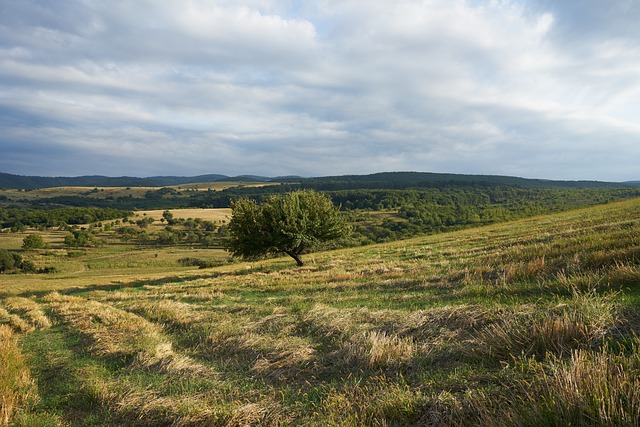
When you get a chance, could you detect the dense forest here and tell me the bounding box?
[0,207,132,230]
[335,186,640,243]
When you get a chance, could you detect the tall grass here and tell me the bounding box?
[480,344,640,426]
[3,298,51,330]
[342,330,416,369]
[0,325,37,426]
[471,288,619,362]
[0,308,32,334]
[535,347,640,426]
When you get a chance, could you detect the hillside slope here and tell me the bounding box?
[1,198,640,426]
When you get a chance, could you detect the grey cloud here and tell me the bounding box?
[1,0,639,181]
[526,0,640,41]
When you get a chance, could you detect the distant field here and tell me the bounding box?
[1,198,640,425]
[0,181,278,202]
[134,208,232,223]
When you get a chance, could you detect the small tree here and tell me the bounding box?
[162,210,175,225]
[0,249,15,273]
[22,234,46,250]
[227,190,349,266]
[64,230,97,247]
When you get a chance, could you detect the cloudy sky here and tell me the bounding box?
[1,0,639,180]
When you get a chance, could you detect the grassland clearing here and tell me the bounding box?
[0,198,639,425]
[134,208,232,224]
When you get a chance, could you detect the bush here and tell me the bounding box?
[177,258,217,269]
[64,230,98,247]
[0,249,15,273]
[22,234,46,250]
[19,260,37,274]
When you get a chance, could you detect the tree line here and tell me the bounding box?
[332,187,640,243]
[0,207,133,230]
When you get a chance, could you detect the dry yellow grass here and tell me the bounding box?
[81,372,234,427]
[343,330,416,368]
[0,325,37,427]
[313,376,424,426]
[3,298,51,330]
[471,289,619,361]
[537,347,640,424]
[135,208,232,223]
[0,233,27,250]
[0,307,32,334]
[126,300,206,327]
[45,293,214,379]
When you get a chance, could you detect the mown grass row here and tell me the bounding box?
[1,198,640,425]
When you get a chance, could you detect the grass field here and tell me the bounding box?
[1,199,640,425]
[135,208,232,223]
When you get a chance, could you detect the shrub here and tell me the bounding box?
[64,230,97,247]
[21,234,46,250]
[177,258,216,269]
[18,260,37,274]
[0,249,15,273]
[37,266,58,274]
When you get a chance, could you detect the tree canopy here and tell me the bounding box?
[22,234,46,250]
[0,249,15,273]
[226,190,349,266]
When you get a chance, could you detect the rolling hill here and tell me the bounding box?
[1,198,639,425]
[2,171,638,190]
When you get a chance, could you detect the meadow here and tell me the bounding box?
[1,198,640,426]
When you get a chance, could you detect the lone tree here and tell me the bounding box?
[227,190,349,266]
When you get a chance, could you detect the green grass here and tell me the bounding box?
[1,198,640,425]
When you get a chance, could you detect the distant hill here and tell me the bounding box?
[0,173,228,189]
[0,171,637,190]
[300,172,639,190]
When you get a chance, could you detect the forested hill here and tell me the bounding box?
[1,171,638,190]
[0,173,229,189]
[298,172,639,190]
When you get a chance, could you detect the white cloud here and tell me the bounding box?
[0,0,639,180]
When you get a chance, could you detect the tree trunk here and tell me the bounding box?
[284,250,304,267]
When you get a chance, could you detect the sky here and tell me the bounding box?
[1,0,639,181]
